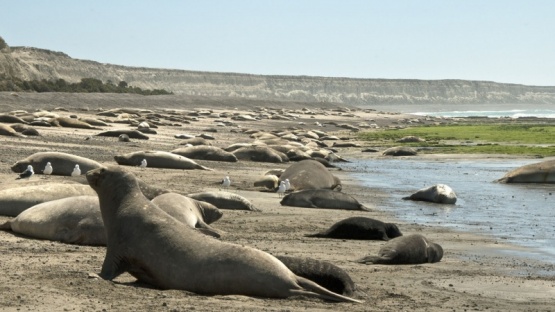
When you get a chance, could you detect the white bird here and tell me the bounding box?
[71,164,81,177]
[221,176,231,190]
[140,159,147,168]
[284,179,291,191]
[17,165,34,180]
[277,181,286,197]
[43,162,53,175]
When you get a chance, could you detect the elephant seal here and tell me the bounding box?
[355,234,443,265]
[279,159,342,191]
[232,146,288,163]
[0,183,96,217]
[0,114,28,124]
[305,217,402,240]
[85,165,360,302]
[114,151,212,170]
[496,159,555,183]
[280,189,369,211]
[171,146,238,162]
[10,123,40,136]
[187,191,261,212]
[11,152,103,176]
[49,117,100,129]
[382,146,418,156]
[254,175,279,189]
[0,123,25,137]
[151,193,223,238]
[403,184,457,204]
[95,129,149,140]
[274,255,356,297]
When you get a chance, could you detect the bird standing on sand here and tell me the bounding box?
[43,162,53,175]
[277,181,286,197]
[284,179,291,191]
[71,164,81,177]
[17,165,34,180]
[140,159,147,168]
[221,176,231,190]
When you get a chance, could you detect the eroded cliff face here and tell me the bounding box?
[2,46,555,106]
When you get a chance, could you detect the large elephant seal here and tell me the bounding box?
[11,152,103,176]
[280,189,369,211]
[355,234,443,265]
[151,193,223,238]
[382,146,418,156]
[0,183,96,216]
[279,159,342,191]
[0,123,25,137]
[114,150,212,170]
[305,217,402,240]
[171,146,238,162]
[232,145,288,163]
[496,159,555,183]
[403,184,457,204]
[187,191,260,212]
[49,117,100,129]
[85,165,360,302]
[274,255,356,297]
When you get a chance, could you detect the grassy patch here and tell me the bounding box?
[358,124,555,156]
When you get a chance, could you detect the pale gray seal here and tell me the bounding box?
[496,159,555,183]
[280,189,369,211]
[187,191,261,212]
[11,151,103,176]
[232,146,288,163]
[274,255,356,296]
[382,146,418,156]
[0,123,25,137]
[355,234,443,265]
[114,150,212,170]
[85,165,360,302]
[95,129,149,140]
[403,184,457,204]
[279,159,342,191]
[171,146,238,162]
[305,217,402,240]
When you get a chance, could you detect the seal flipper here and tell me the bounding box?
[292,276,361,303]
[99,251,127,280]
[0,220,12,231]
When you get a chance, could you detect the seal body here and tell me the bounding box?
[11,152,103,176]
[171,146,237,162]
[187,191,260,211]
[279,159,342,191]
[496,159,555,183]
[280,189,369,211]
[382,146,418,156]
[232,146,288,163]
[86,165,360,302]
[356,234,443,265]
[114,150,212,170]
[305,217,402,240]
[403,184,457,204]
[95,129,149,140]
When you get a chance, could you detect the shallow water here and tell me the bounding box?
[343,158,555,263]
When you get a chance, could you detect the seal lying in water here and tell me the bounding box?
[305,217,402,240]
[86,165,360,302]
[403,184,457,204]
[496,159,555,183]
[355,234,443,265]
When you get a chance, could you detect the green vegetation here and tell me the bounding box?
[0,77,172,95]
[358,124,555,156]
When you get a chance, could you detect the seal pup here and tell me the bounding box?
[43,162,53,175]
[355,234,443,265]
[403,184,457,204]
[280,189,370,211]
[71,164,82,177]
[86,165,360,302]
[17,165,34,180]
[114,151,212,171]
[305,217,402,240]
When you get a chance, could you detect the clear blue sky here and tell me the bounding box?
[2,0,554,86]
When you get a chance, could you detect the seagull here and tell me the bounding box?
[221,176,231,190]
[17,165,34,180]
[277,181,286,197]
[71,164,81,177]
[43,162,53,175]
[284,179,291,191]
[140,159,147,168]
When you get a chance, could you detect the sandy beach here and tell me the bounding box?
[0,92,554,311]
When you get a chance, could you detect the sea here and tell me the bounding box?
[345,105,555,264]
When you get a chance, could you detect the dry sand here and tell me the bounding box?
[0,92,554,311]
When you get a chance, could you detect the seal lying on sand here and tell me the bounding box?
[95,129,149,140]
[403,184,457,204]
[305,217,402,240]
[86,165,360,302]
[11,152,103,176]
[279,159,342,191]
[280,189,369,211]
[171,146,238,162]
[114,150,212,170]
[187,191,260,212]
[496,159,555,183]
[274,255,356,296]
[355,234,443,265]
